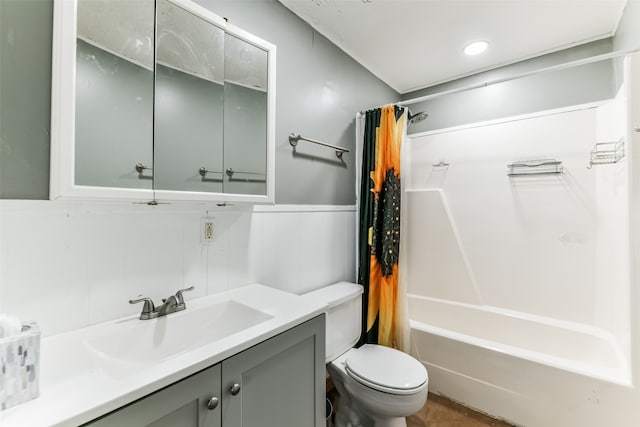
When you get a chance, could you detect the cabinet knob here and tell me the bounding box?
[207,396,219,410]
[229,383,241,396]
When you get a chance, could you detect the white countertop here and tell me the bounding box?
[0,284,326,427]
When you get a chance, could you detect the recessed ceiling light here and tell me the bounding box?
[464,41,488,56]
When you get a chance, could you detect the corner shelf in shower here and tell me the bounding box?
[588,138,625,168]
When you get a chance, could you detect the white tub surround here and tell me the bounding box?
[404,71,634,426]
[0,284,326,427]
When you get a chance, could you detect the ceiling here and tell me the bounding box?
[278,0,627,94]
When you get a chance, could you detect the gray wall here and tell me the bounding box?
[0,0,52,199]
[400,3,640,135]
[402,39,617,134]
[0,0,398,204]
[197,0,398,205]
[6,0,630,201]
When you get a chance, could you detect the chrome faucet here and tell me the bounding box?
[129,286,195,320]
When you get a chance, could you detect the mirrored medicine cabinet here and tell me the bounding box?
[50,0,275,203]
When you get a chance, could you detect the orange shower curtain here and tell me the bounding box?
[363,105,406,348]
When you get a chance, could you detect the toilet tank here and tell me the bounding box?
[303,282,363,363]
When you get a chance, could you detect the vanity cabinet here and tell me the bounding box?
[84,365,221,427]
[51,0,275,204]
[85,315,325,427]
[221,315,323,426]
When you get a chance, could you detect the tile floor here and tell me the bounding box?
[406,393,515,427]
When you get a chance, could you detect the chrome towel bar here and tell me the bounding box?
[289,133,349,159]
[226,168,266,183]
[199,167,222,177]
[226,168,265,177]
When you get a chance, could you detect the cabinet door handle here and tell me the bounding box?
[229,383,241,396]
[207,396,219,410]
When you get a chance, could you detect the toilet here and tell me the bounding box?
[304,282,428,427]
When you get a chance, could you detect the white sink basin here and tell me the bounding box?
[1,284,326,427]
[85,300,273,377]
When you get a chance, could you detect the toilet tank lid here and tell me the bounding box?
[303,282,363,308]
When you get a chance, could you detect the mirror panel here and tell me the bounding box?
[52,0,274,203]
[74,0,154,189]
[153,0,225,193]
[223,33,268,196]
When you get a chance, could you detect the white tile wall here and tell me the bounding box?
[0,201,356,337]
[254,206,356,294]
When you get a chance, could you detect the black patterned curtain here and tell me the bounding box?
[358,105,406,347]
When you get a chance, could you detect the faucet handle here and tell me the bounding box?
[129,296,156,318]
[175,286,195,305]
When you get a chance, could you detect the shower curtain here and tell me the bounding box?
[357,105,409,350]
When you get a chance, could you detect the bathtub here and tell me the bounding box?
[403,89,634,426]
[407,294,631,387]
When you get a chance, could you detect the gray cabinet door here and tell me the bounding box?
[221,315,325,427]
[85,364,222,427]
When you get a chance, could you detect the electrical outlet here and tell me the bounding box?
[201,217,215,243]
[204,222,214,241]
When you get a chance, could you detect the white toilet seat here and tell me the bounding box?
[344,344,428,395]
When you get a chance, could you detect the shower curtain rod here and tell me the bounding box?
[398,47,640,107]
[357,104,408,115]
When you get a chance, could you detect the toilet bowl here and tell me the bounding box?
[303,282,428,427]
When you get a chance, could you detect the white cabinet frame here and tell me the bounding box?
[50,0,276,204]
